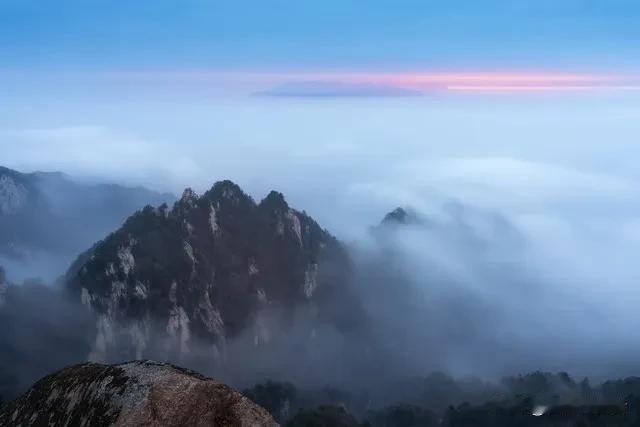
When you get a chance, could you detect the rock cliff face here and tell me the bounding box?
[66,180,353,363]
[0,360,277,426]
[0,169,32,216]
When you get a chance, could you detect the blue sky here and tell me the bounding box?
[2,0,640,71]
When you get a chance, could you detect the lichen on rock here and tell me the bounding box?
[0,360,278,426]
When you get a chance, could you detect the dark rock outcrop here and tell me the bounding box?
[0,360,277,426]
[66,181,354,362]
[380,207,423,226]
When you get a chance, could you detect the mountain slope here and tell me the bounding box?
[0,266,6,307]
[0,166,174,279]
[66,180,354,363]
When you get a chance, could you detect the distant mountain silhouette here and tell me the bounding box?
[0,166,174,279]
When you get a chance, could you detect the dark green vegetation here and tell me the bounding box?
[243,372,640,427]
[243,380,298,423]
[287,405,363,427]
[441,398,637,427]
[366,404,438,427]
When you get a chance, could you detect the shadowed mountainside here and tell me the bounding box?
[65,180,359,364]
[0,166,174,280]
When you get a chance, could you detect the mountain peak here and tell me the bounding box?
[381,207,422,225]
[202,180,254,208]
[259,190,289,212]
[67,180,351,362]
[209,179,247,198]
[179,187,198,204]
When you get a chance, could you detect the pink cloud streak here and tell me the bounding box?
[101,70,640,93]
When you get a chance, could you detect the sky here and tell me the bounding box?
[2,0,640,70]
[3,0,640,94]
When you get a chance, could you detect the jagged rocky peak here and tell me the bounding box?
[67,179,352,363]
[204,179,250,202]
[179,187,198,204]
[381,207,423,226]
[260,190,289,211]
[0,360,277,426]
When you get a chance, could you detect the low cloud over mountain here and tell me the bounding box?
[2,178,640,419]
[0,166,174,281]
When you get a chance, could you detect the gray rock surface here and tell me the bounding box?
[0,360,278,426]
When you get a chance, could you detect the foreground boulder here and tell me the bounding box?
[0,360,277,426]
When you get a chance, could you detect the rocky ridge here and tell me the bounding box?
[66,180,353,363]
